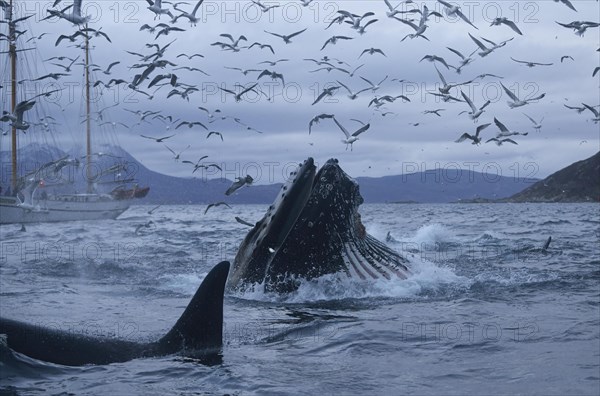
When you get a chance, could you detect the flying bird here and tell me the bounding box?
[455,123,491,145]
[204,202,232,214]
[501,82,545,108]
[225,175,253,196]
[331,117,370,151]
[437,0,478,29]
[140,134,175,142]
[490,17,522,35]
[510,57,553,67]
[264,28,307,44]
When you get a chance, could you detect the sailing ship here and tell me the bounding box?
[0,0,148,224]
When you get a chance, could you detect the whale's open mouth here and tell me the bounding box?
[229,158,410,292]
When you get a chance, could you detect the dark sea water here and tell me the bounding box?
[0,203,599,396]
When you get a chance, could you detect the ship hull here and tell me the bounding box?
[0,195,130,224]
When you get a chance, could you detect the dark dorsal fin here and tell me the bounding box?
[157,261,230,353]
[542,236,552,252]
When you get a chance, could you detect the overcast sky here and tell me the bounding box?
[1,0,599,184]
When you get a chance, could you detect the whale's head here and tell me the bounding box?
[229,158,410,292]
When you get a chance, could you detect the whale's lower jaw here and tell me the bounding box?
[263,235,410,293]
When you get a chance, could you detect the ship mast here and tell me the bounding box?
[9,0,17,192]
[84,24,92,193]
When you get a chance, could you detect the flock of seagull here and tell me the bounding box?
[1,0,599,212]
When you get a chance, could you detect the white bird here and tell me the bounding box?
[321,35,353,51]
[468,34,513,57]
[582,103,600,123]
[46,0,90,25]
[146,0,174,19]
[359,48,386,58]
[0,99,36,131]
[332,117,370,151]
[493,117,527,138]
[165,144,190,161]
[486,137,518,146]
[437,0,478,29]
[360,75,388,92]
[308,113,335,134]
[501,82,545,108]
[459,91,491,121]
[511,57,553,67]
[264,28,307,44]
[312,85,340,105]
[446,46,474,74]
[336,80,370,100]
[490,17,522,35]
[173,0,204,25]
[553,0,577,12]
[225,175,253,196]
[455,123,491,145]
[522,113,544,131]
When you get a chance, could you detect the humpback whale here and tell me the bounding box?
[229,158,410,293]
[0,261,230,366]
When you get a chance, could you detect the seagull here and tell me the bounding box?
[176,120,208,130]
[235,217,254,227]
[555,21,600,37]
[356,18,378,34]
[560,55,574,63]
[182,156,210,173]
[522,113,544,131]
[423,109,445,117]
[46,0,90,25]
[359,48,386,58]
[455,123,491,145]
[257,69,285,85]
[246,42,275,54]
[336,80,370,100]
[0,99,35,131]
[80,27,111,42]
[383,0,408,18]
[395,15,429,41]
[312,85,340,105]
[206,131,223,141]
[446,46,474,74]
[420,54,451,69]
[198,106,223,119]
[332,117,370,151]
[264,28,307,44]
[225,175,253,196]
[360,75,388,92]
[321,35,353,51]
[93,61,120,75]
[563,104,586,113]
[511,57,553,67]
[486,137,518,146]
[54,31,86,46]
[219,83,259,102]
[258,58,289,67]
[582,103,600,123]
[173,0,204,25]
[501,82,545,108]
[434,66,471,95]
[165,144,190,161]
[437,0,477,29]
[204,202,231,214]
[459,91,491,121]
[308,113,335,133]
[338,10,375,29]
[252,0,280,12]
[146,0,174,19]
[593,67,600,77]
[468,33,513,57]
[490,17,523,35]
[553,0,577,12]
[224,67,261,76]
[140,134,175,142]
[493,117,527,138]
